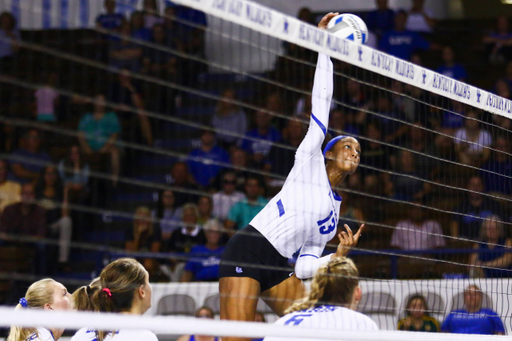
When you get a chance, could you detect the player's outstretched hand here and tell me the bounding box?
[318,12,339,30]
[335,224,364,258]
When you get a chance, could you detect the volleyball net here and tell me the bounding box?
[0,0,511,338]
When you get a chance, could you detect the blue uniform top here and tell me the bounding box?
[441,308,505,335]
[436,64,467,81]
[379,29,430,61]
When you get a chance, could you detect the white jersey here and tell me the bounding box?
[71,327,158,341]
[25,327,54,341]
[264,305,378,341]
[250,53,341,279]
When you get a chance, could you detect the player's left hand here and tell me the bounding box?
[335,224,364,258]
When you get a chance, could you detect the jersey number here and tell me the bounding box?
[317,210,336,235]
[284,314,313,325]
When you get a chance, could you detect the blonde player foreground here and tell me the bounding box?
[7,278,72,341]
[219,13,364,341]
[264,257,378,341]
[71,258,157,341]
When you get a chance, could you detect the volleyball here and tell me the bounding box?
[327,13,368,45]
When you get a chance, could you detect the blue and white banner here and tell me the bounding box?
[176,0,512,120]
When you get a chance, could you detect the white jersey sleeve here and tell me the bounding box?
[249,53,341,278]
[296,53,334,159]
[263,305,379,341]
[294,238,332,279]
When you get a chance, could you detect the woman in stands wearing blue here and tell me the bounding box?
[71,258,157,341]
[7,278,72,341]
[263,257,377,341]
[218,13,364,341]
[177,306,220,341]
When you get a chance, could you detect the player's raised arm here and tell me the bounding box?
[296,13,337,159]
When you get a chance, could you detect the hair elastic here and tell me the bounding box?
[103,288,112,297]
[19,297,28,308]
[323,135,348,157]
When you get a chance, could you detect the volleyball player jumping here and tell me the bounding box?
[219,13,364,341]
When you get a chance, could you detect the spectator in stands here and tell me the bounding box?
[379,10,430,61]
[197,195,213,225]
[265,118,305,179]
[10,129,52,184]
[389,150,431,202]
[0,159,20,215]
[169,161,200,207]
[177,306,219,341]
[470,216,512,278]
[78,93,121,186]
[143,0,164,29]
[130,11,152,41]
[454,110,492,167]
[142,24,177,79]
[332,191,364,247]
[211,89,248,150]
[163,6,186,51]
[483,15,512,65]
[96,0,125,34]
[0,183,46,239]
[109,69,153,147]
[58,145,90,202]
[450,175,505,240]
[125,206,161,276]
[35,166,72,264]
[441,285,505,335]
[164,203,206,254]
[341,79,367,129]
[0,11,19,73]
[176,4,208,80]
[328,109,359,137]
[180,218,225,282]
[480,137,512,198]
[225,176,268,232]
[374,95,409,144]
[240,110,280,169]
[391,198,445,250]
[212,172,244,223]
[153,189,182,240]
[435,100,466,153]
[360,121,391,195]
[405,0,435,34]
[367,0,395,37]
[188,130,230,188]
[109,22,143,72]
[436,46,467,82]
[498,60,512,91]
[34,73,60,122]
[405,122,439,180]
[398,295,440,332]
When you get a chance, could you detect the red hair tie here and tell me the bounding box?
[103,288,112,297]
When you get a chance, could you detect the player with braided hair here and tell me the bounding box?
[263,257,377,341]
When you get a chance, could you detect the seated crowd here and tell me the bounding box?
[0,0,511,286]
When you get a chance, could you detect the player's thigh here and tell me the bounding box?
[219,276,260,322]
[260,274,305,317]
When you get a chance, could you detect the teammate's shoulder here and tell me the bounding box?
[71,327,96,341]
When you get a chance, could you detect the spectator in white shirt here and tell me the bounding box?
[454,110,493,167]
[406,0,435,33]
[391,199,445,250]
[212,172,245,222]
